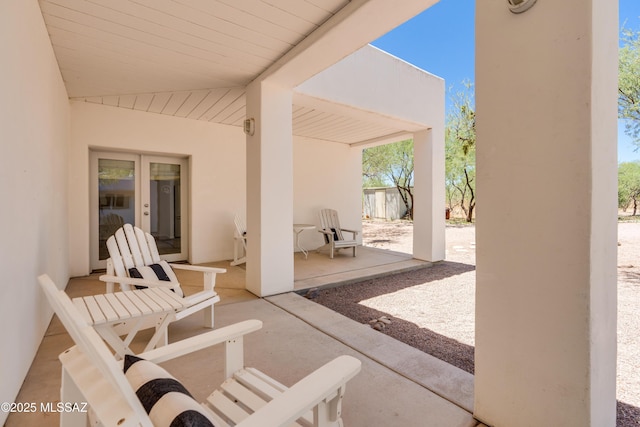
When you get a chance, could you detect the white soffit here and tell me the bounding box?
[76,88,248,125]
[39,0,350,98]
[45,0,440,144]
[72,90,414,145]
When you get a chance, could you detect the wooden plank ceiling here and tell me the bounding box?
[40,0,412,144]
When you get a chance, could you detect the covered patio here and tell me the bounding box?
[124,244,432,296]
[8,258,480,427]
[2,0,619,426]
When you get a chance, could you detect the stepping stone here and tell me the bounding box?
[372,322,385,331]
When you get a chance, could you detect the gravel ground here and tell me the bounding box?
[312,219,640,426]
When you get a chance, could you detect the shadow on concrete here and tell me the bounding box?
[617,400,640,427]
[309,260,476,373]
[618,268,640,282]
[311,261,639,426]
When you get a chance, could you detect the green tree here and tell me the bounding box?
[362,146,391,188]
[362,139,414,218]
[619,161,640,215]
[446,82,476,222]
[619,26,640,148]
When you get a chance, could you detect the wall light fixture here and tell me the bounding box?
[508,0,537,14]
[243,118,255,136]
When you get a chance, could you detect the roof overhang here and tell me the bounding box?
[41,0,442,145]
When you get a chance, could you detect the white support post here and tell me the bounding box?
[245,80,294,297]
[475,1,618,426]
[413,128,445,262]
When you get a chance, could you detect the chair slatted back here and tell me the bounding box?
[37,275,152,427]
[319,209,344,240]
[144,229,162,263]
[106,224,181,292]
[107,224,165,273]
[112,228,135,272]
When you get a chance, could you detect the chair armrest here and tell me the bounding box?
[137,319,262,364]
[169,264,225,292]
[169,264,227,274]
[340,228,359,238]
[317,229,334,241]
[98,274,175,290]
[237,355,362,427]
[184,289,218,306]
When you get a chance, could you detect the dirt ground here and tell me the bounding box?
[312,219,640,426]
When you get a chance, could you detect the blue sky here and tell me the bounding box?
[371,0,640,164]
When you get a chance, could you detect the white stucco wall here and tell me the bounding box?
[68,102,360,275]
[69,102,246,274]
[0,2,70,421]
[296,44,443,130]
[293,136,362,251]
[295,44,446,262]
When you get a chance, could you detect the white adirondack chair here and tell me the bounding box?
[38,274,361,427]
[231,214,247,266]
[317,209,359,259]
[99,224,226,341]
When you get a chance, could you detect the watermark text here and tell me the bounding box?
[1,402,88,413]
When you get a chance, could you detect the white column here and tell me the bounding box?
[475,1,617,426]
[245,80,294,297]
[413,128,445,261]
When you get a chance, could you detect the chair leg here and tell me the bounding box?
[352,246,356,257]
[203,304,214,329]
[146,315,171,352]
[314,384,347,427]
[60,367,89,427]
[231,238,246,266]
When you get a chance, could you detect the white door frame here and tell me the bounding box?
[90,151,189,270]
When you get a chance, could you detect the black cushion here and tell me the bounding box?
[323,228,342,244]
[128,263,172,290]
[124,355,217,427]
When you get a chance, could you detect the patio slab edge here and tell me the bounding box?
[293,257,433,291]
[266,292,475,414]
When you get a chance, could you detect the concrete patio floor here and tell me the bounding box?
[8,248,484,426]
[207,245,435,292]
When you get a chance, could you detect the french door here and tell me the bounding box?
[90,151,188,270]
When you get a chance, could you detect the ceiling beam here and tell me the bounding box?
[256,0,440,88]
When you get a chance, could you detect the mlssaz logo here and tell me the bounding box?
[40,402,88,413]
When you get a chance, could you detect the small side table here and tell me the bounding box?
[72,287,186,359]
[293,224,316,259]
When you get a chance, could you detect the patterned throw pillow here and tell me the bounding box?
[124,355,217,427]
[128,261,179,292]
[323,228,343,244]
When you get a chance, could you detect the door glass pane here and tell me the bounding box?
[149,162,181,255]
[98,159,135,260]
